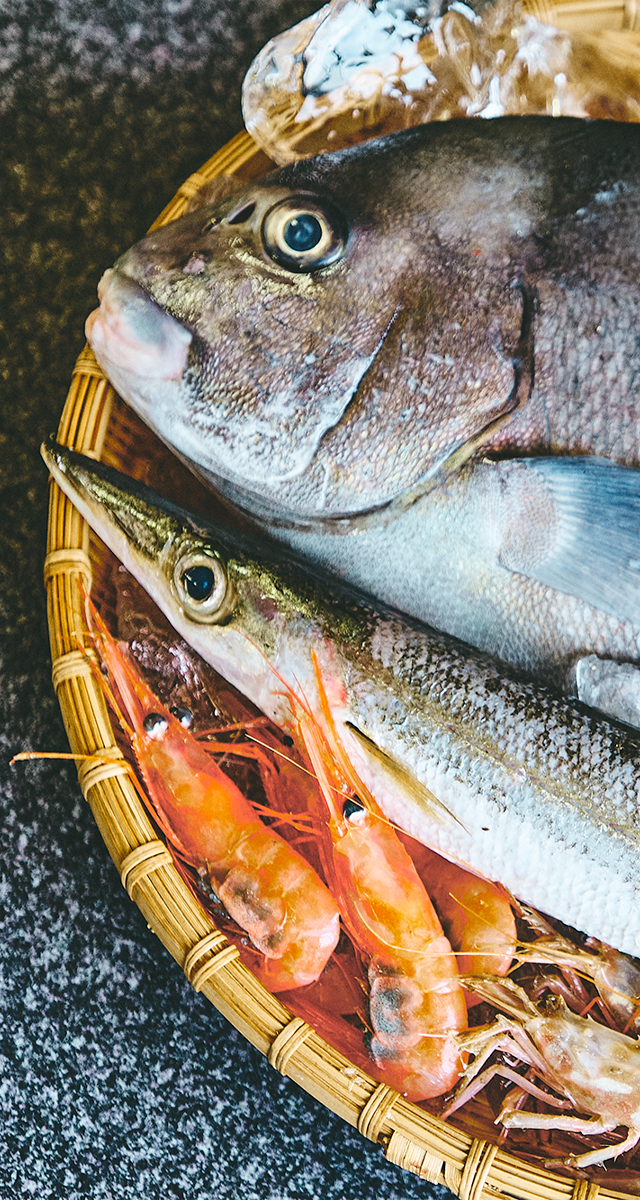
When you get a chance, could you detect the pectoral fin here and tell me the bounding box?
[480,456,640,626]
[573,656,640,730]
[344,721,464,832]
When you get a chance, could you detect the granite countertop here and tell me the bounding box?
[0,2,456,1196]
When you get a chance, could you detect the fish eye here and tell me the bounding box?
[184,564,216,600]
[262,196,347,272]
[343,796,366,822]
[173,548,235,624]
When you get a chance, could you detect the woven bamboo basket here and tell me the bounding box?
[46,23,640,1195]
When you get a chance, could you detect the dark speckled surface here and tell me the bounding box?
[0,3,456,1197]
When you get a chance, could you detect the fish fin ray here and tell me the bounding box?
[486,456,640,625]
[343,721,465,832]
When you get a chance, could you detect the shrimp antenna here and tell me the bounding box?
[233,635,417,833]
[11,750,118,767]
[78,594,137,741]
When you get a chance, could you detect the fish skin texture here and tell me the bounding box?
[91,117,640,513]
[85,116,640,713]
[40,440,640,957]
[340,611,640,958]
[271,456,640,696]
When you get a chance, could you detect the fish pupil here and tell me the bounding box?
[183,564,215,601]
[283,214,322,252]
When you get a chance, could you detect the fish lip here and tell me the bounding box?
[85,266,193,381]
[41,436,242,582]
[41,436,239,626]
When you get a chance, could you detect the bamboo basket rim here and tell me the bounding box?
[45,126,634,1200]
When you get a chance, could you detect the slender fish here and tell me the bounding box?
[42,439,640,959]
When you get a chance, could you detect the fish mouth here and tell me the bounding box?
[85,268,192,381]
[40,434,186,570]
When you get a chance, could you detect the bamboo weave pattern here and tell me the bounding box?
[44,114,638,1200]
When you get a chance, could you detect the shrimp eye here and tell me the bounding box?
[143,712,168,738]
[262,196,347,272]
[173,548,235,624]
[343,796,366,822]
[170,705,193,728]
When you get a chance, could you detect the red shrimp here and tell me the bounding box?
[93,615,340,993]
[399,838,517,978]
[288,655,467,1101]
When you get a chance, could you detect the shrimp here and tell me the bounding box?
[442,974,640,1169]
[514,903,640,1034]
[287,655,467,1101]
[93,614,340,992]
[398,837,516,978]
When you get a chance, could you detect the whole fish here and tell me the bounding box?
[84,117,640,722]
[43,438,640,959]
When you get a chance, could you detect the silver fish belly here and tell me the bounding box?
[82,117,640,718]
[43,439,640,958]
[267,456,640,703]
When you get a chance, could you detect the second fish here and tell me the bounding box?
[43,439,640,961]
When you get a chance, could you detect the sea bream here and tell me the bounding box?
[42,439,640,958]
[84,117,640,724]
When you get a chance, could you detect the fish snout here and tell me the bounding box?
[85,268,192,380]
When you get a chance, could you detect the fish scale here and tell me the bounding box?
[344,615,640,825]
[83,116,640,727]
[42,440,640,958]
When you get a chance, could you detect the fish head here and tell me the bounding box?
[42,436,295,713]
[88,172,399,517]
[86,119,589,524]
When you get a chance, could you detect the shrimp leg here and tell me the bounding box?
[445,974,640,1169]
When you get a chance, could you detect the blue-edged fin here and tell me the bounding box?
[483,456,640,625]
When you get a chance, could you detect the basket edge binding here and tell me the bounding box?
[43,127,631,1200]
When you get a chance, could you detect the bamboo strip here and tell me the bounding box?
[120,841,174,898]
[357,1083,398,1141]
[268,1017,314,1074]
[458,1140,499,1200]
[44,110,640,1200]
[572,1183,601,1200]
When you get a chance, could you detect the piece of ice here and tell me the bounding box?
[478,73,504,118]
[449,2,481,23]
[242,0,640,165]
